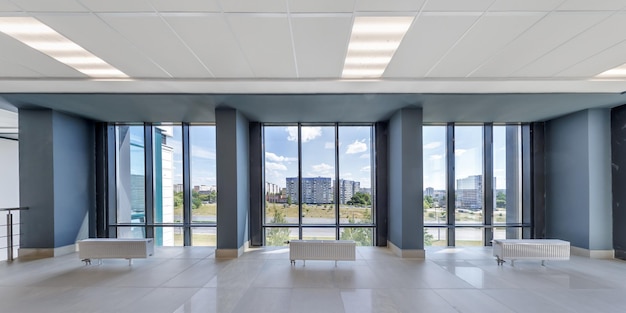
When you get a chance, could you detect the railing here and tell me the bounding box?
[0,207,28,261]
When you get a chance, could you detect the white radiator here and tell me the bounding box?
[289,240,356,266]
[493,239,570,266]
[78,238,154,265]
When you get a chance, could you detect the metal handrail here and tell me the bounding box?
[1,207,28,261]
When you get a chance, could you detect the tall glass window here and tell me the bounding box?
[423,126,447,246]
[493,125,522,240]
[190,125,218,246]
[115,125,145,239]
[263,124,374,246]
[264,126,299,246]
[454,126,483,246]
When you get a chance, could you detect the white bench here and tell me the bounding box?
[77,238,154,265]
[493,239,570,266]
[289,240,356,266]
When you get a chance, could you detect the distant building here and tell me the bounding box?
[457,175,482,210]
[286,177,333,204]
[424,187,434,197]
[265,182,282,203]
[174,184,183,193]
[337,179,360,204]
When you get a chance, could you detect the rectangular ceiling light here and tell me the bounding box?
[595,63,626,79]
[342,16,414,79]
[0,17,128,79]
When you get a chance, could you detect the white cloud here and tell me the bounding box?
[346,139,367,154]
[455,149,467,156]
[265,162,287,171]
[430,154,443,160]
[324,142,334,149]
[309,163,333,176]
[265,152,295,162]
[359,153,370,159]
[424,142,441,149]
[360,166,371,172]
[286,126,322,142]
[192,146,216,159]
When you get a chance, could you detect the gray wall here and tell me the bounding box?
[545,109,612,250]
[19,109,94,249]
[216,108,250,250]
[388,108,423,250]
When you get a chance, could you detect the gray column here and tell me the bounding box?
[545,109,612,258]
[387,108,423,258]
[19,109,95,258]
[611,104,626,260]
[215,108,250,257]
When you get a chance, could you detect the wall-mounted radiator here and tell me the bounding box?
[78,238,154,265]
[493,239,570,266]
[289,240,356,266]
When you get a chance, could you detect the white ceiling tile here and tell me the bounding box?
[355,0,425,12]
[11,0,88,12]
[291,16,352,78]
[226,15,296,77]
[385,14,481,78]
[219,0,286,13]
[0,32,85,78]
[556,40,626,77]
[515,13,626,77]
[0,58,43,77]
[101,15,212,78]
[489,0,565,12]
[79,0,154,12]
[288,0,355,13]
[164,15,254,78]
[427,13,544,77]
[150,0,221,12]
[471,12,609,77]
[36,14,171,78]
[423,0,494,12]
[0,0,26,11]
[557,0,626,11]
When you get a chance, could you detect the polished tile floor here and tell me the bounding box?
[1,246,626,313]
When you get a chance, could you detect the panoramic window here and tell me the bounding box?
[423,126,447,246]
[493,125,522,240]
[263,124,374,246]
[111,123,217,246]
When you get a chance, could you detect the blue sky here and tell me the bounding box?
[264,126,372,189]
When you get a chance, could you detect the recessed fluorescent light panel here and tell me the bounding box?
[0,17,128,78]
[342,16,414,79]
[595,63,626,79]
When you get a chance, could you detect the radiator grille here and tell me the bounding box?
[289,240,356,261]
[78,239,154,259]
[493,239,570,260]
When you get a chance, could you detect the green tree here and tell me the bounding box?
[424,230,434,246]
[266,206,290,246]
[340,210,372,245]
[496,191,506,208]
[287,195,292,206]
[348,192,371,206]
[191,190,202,210]
[174,191,183,209]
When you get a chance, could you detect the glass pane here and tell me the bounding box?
[264,228,299,246]
[493,125,522,228]
[424,227,447,247]
[192,227,217,246]
[423,126,447,225]
[338,126,373,225]
[190,126,217,224]
[300,126,336,224]
[264,126,299,225]
[493,227,521,240]
[340,227,373,246]
[116,125,145,225]
[302,228,336,240]
[116,226,145,239]
[153,124,182,246]
[455,228,483,246]
[454,126,483,225]
[155,227,182,246]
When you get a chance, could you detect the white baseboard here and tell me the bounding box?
[388,241,425,259]
[19,244,76,259]
[216,243,246,258]
[571,246,614,259]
